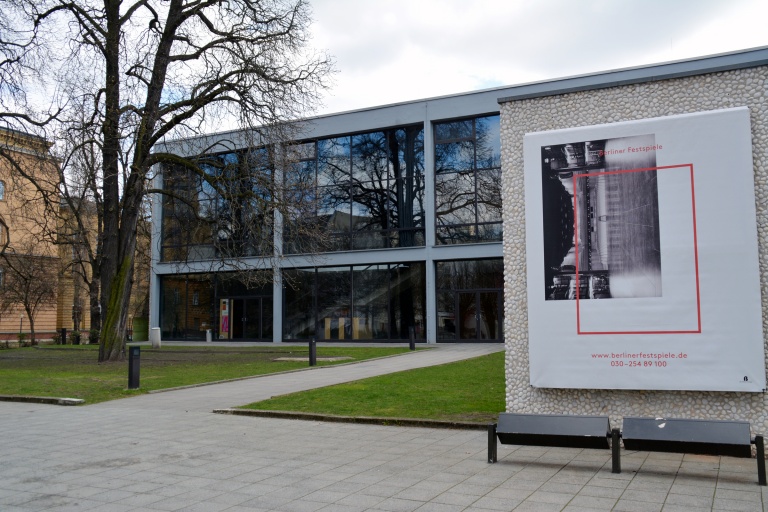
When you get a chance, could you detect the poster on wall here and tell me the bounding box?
[524,107,765,391]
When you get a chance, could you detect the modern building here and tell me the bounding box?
[152,87,510,343]
[151,46,768,356]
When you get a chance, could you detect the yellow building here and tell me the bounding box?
[0,128,61,342]
[0,127,152,344]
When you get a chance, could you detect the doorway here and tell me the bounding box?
[228,297,273,340]
[457,291,502,340]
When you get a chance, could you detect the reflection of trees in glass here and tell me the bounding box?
[161,147,285,264]
[159,273,218,340]
[434,114,502,245]
[436,259,503,341]
[282,263,425,341]
[284,126,425,253]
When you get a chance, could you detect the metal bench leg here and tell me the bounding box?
[611,428,621,474]
[488,423,497,463]
[755,435,766,486]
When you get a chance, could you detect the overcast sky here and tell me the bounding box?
[308,0,768,115]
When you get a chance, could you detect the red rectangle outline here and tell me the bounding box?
[572,164,701,335]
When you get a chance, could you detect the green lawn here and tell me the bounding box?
[0,344,418,404]
[241,351,505,424]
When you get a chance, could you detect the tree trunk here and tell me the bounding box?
[100,253,135,360]
[26,308,35,346]
[98,0,124,362]
[89,279,101,334]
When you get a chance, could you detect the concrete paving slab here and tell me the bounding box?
[1,343,765,510]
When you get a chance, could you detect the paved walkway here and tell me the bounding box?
[2,343,767,511]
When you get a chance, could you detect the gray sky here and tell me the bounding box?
[309,0,768,115]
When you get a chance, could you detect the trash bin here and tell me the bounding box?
[149,327,161,348]
[206,329,212,343]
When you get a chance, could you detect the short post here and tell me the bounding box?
[488,423,497,463]
[309,338,317,367]
[408,326,415,350]
[128,345,140,389]
[755,434,766,486]
[149,327,161,349]
[60,327,67,345]
[611,428,621,474]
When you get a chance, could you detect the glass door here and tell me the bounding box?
[458,292,478,339]
[243,299,261,339]
[228,297,272,340]
[457,291,502,341]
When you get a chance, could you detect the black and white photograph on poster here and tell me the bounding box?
[524,107,765,391]
[542,135,662,302]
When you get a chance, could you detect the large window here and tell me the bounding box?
[284,126,425,253]
[436,259,504,341]
[161,148,274,261]
[159,272,272,340]
[159,274,216,340]
[434,115,502,244]
[283,262,426,341]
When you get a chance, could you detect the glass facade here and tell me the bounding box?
[159,274,216,339]
[157,113,503,343]
[434,115,502,245]
[436,259,504,341]
[161,148,274,262]
[283,262,426,341]
[159,272,273,340]
[284,126,425,253]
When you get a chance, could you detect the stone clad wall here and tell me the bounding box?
[500,67,768,431]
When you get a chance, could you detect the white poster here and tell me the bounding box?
[524,107,765,391]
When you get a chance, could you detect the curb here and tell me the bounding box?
[0,395,85,406]
[213,408,488,431]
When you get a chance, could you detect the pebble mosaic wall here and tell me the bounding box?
[500,67,768,432]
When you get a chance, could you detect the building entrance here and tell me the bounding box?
[457,291,502,340]
[228,297,273,341]
[437,259,504,342]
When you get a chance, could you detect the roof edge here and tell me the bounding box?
[496,45,768,103]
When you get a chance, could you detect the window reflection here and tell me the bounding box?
[433,114,502,245]
[318,137,350,187]
[283,262,425,341]
[161,148,275,261]
[436,259,504,341]
[284,125,425,254]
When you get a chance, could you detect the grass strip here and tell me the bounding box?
[0,345,419,404]
[241,351,504,424]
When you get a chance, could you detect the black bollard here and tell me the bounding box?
[408,326,415,351]
[487,423,498,463]
[611,428,621,474]
[309,338,317,367]
[128,346,140,389]
[60,327,67,345]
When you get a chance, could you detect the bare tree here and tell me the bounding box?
[0,245,59,345]
[0,0,333,360]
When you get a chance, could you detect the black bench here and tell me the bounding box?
[621,416,766,486]
[488,413,621,472]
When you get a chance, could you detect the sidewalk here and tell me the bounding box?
[1,343,767,511]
